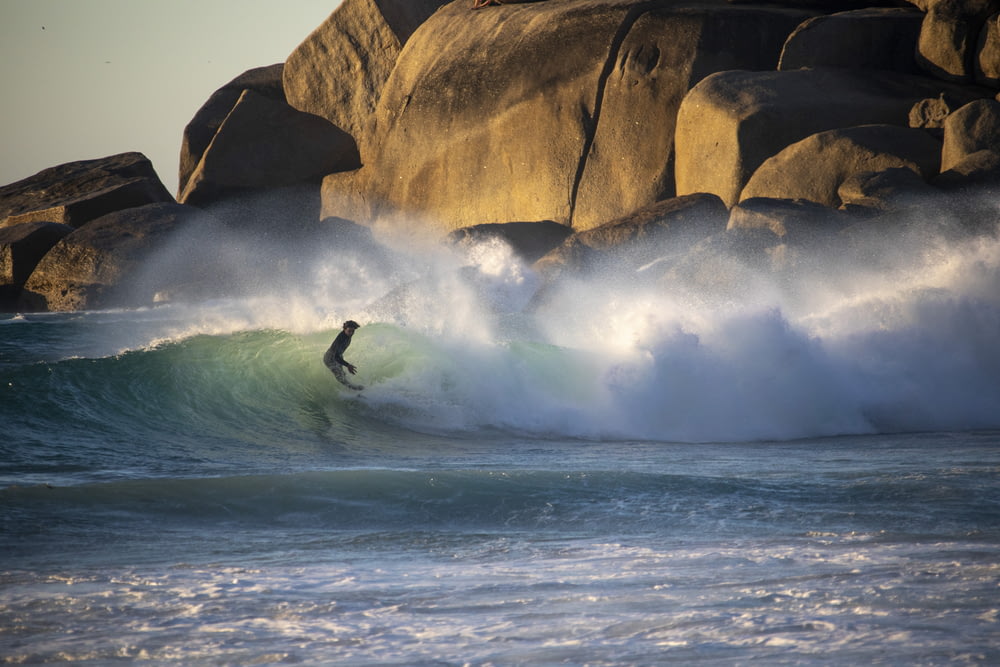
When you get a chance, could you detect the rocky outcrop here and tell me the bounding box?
[178,90,360,208]
[740,124,942,206]
[837,166,940,212]
[5,0,1000,314]
[977,14,1000,86]
[282,0,449,159]
[912,0,1000,83]
[727,197,850,237]
[323,0,816,235]
[0,153,173,228]
[778,7,924,72]
[0,222,73,309]
[178,64,286,199]
[940,98,1000,169]
[674,68,983,206]
[19,203,211,312]
[533,193,728,277]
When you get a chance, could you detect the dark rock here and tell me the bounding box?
[977,14,1000,87]
[740,124,942,207]
[912,0,1000,83]
[837,166,939,212]
[778,7,923,73]
[179,90,360,208]
[178,64,286,198]
[728,197,850,239]
[0,153,173,228]
[941,98,1000,170]
[534,193,727,277]
[448,221,572,264]
[0,222,73,310]
[19,202,213,312]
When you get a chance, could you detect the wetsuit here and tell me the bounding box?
[324,330,360,388]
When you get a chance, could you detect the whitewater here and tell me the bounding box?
[2,199,1000,664]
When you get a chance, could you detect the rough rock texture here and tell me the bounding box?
[179,90,360,208]
[935,148,1000,188]
[675,68,982,206]
[0,222,73,309]
[778,7,924,72]
[178,64,286,199]
[913,0,1000,82]
[727,197,850,238]
[19,203,210,312]
[977,14,1000,87]
[909,92,966,126]
[323,0,816,235]
[837,166,939,211]
[533,193,728,276]
[282,0,448,158]
[0,153,173,228]
[740,124,942,207]
[941,98,1000,169]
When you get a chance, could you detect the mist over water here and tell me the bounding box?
[108,191,1000,444]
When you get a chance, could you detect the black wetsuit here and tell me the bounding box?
[324,330,359,388]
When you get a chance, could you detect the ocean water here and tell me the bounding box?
[3,205,1000,664]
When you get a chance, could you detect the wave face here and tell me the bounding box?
[4,202,1000,461]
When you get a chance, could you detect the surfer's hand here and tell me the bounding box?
[347,364,357,375]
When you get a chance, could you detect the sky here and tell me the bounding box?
[1,1,342,196]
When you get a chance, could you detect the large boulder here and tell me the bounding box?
[778,7,924,73]
[837,166,940,212]
[0,222,73,310]
[323,0,816,235]
[0,153,173,228]
[977,14,1000,87]
[571,3,813,229]
[178,64,286,199]
[940,98,1000,169]
[912,0,1000,83]
[533,193,727,277]
[282,0,448,158]
[19,202,212,312]
[178,90,360,208]
[727,197,850,238]
[675,67,983,206]
[740,124,942,207]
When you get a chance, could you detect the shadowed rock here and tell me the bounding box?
[837,166,939,213]
[178,64,286,199]
[179,90,360,208]
[941,98,1000,169]
[0,153,173,228]
[0,222,73,309]
[447,221,572,264]
[19,202,212,312]
[778,7,923,73]
[912,0,1000,83]
[533,193,727,277]
[740,124,942,207]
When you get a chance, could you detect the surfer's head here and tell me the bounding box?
[343,320,361,333]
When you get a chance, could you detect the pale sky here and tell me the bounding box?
[0,1,341,196]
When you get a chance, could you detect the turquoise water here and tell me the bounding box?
[3,217,1000,664]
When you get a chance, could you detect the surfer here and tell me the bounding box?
[324,320,362,390]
